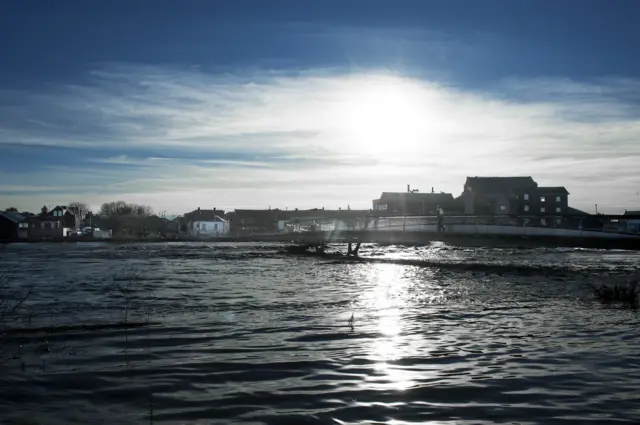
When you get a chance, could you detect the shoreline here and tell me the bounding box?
[4,230,640,250]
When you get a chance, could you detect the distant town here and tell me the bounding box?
[2,176,640,242]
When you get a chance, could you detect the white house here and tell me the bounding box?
[191,218,229,236]
[183,207,229,236]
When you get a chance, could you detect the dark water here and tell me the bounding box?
[1,242,640,424]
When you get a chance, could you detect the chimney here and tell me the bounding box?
[407,184,411,193]
[431,187,434,193]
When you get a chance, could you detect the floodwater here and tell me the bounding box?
[1,242,639,424]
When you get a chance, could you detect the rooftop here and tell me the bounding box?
[0,211,26,223]
[465,176,538,192]
[183,208,226,221]
[537,186,570,195]
[377,192,454,202]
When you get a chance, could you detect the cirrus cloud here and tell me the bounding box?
[1,65,639,213]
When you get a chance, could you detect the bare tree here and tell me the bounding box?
[68,202,89,219]
[68,202,90,228]
[100,201,153,217]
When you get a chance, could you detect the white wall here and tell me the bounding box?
[191,220,229,235]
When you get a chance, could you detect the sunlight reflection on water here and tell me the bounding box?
[2,243,640,424]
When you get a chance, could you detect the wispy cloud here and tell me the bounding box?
[1,65,640,213]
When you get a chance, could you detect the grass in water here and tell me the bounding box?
[589,281,639,308]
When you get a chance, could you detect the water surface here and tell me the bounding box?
[1,242,639,424]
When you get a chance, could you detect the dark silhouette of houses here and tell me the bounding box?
[0,211,28,241]
[27,205,76,240]
[228,208,369,235]
[372,188,462,216]
[459,177,569,225]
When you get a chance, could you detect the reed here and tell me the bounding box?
[589,281,639,308]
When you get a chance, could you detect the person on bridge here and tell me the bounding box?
[436,205,445,233]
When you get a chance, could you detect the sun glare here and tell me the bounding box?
[337,76,426,157]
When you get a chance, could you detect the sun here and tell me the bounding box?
[336,75,426,157]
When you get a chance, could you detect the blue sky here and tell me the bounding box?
[1,0,640,214]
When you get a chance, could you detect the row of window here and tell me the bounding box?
[522,194,562,203]
[524,205,562,213]
[17,222,61,229]
[39,222,61,229]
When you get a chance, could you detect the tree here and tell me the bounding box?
[41,205,48,215]
[100,201,153,217]
[67,202,90,219]
[5,207,18,212]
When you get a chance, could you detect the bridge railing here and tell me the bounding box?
[289,214,637,235]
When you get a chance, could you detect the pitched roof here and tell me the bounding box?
[50,205,75,215]
[537,186,570,195]
[0,211,26,223]
[183,209,226,221]
[378,192,454,203]
[565,207,590,216]
[465,176,538,193]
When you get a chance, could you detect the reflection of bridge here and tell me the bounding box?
[282,215,640,250]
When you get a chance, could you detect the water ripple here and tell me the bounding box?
[1,242,640,424]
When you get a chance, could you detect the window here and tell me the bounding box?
[41,223,45,229]
[214,223,218,230]
[555,218,562,225]
[556,207,561,213]
[541,207,546,213]
[540,196,546,202]
[524,193,529,201]
[541,218,547,226]
[556,196,561,202]
[19,222,28,228]
[500,205,506,211]
[524,205,530,212]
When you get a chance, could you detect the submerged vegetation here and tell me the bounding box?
[589,281,639,308]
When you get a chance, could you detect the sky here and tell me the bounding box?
[1,0,640,214]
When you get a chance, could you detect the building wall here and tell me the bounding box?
[191,220,229,235]
[0,216,18,240]
[28,220,65,240]
[514,191,569,220]
[465,189,569,218]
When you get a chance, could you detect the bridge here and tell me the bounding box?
[280,214,640,251]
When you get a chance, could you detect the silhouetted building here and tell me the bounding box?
[460,177,569,224]
[0,211,28,241]
[27,205,76,240]
[372,192,460,216]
